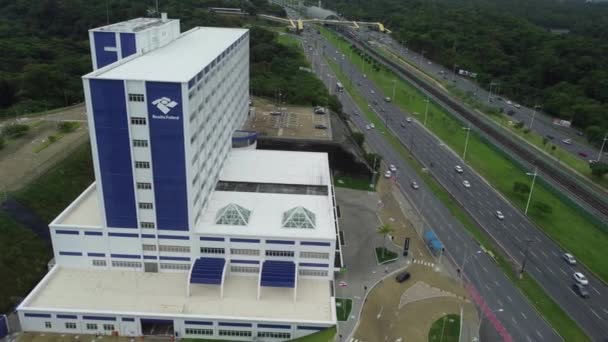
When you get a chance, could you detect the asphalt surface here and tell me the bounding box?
[300,27,608,340]
[289,22,562,342]
[357,29,605,163]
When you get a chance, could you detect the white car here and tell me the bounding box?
[370,123,375,129]
[463,180,471,188]
[365,125,371,130]
[406,117,413,123]
[389,164,397,172]
[573,272,588,285]
[384,170,392,179]
[411,181,419,190]
[514,103,521,108]
[563,253,577,265]
[454,165,464,173]
[370,90,375,94]
[495,210,505,220]
[506,100,513,105]
[562,139,572,145]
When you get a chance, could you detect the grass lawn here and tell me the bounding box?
[277,33,301,49]
[375,247,398,263]
[321,43,589,341]
[428,314,460,342]
[334,174,375,191]
[0,211,51,313]
[336,298,353,321]
[320,26,608,283]
[13,142,94,222]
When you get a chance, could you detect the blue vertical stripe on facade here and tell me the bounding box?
[146,82,188,231]
[90,79,137,229]
[93,32,118,68]
[120,33,136,58]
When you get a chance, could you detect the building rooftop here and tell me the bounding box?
[51,183,102,228]
[89,27,247,83]
[92,17,177,33]
[197,190,335,240]
[220,150,331,186]
[21,267,335,324]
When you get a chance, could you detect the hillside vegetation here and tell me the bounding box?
[323,0,608,146]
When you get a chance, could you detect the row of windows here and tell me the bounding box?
[112,261,142,268]
[92,260,107,267]
[128,93,144,102]
[185,328,213,336]
[139,202,153,210]
[43,322,115,331]
[199,248,329,259]
[218,330,251,337]
[160,263,190,270]
[135,161,150,169]
[141,222,155,229]
[300,252,330,259]
[133,139,148,147]
[266,250,294,257]
[159,245,190,253]
[201,247,224,254]
[131,117,146,125]
[142,244,156,251]
[299,269,329,277]
[137,182,152,189]
[230,266,259,273]
[230,248,259,256]
[258,331,291,339]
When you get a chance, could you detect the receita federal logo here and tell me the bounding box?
[151,97,179,120]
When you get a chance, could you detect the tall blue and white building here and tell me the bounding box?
[18,16,339,342]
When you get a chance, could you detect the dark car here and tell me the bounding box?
[507,110,516,116]
[546,135,554,140]
[395,271,411,283]
[579,152,588,158]
[572,283,589,298]
[314,124,327,129]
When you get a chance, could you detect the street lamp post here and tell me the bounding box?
[524,167,538,215]
[459,248,482,285]
[530,104,542,129]
[423,97,430,126]
[391,79,397,103]
[519,239,534,278]
[487,81,497,103]
[597,134,608,162]
[462,125,471,161]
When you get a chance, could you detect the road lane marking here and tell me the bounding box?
[506,295,512,303]
[540,251,548,258]
[591,308,601,320]
[521,312,527,319]
[551,250,558,257]
[536,330,543,338]
[560,268,567,276]
[482,266,488,273]
[591,286,600,295]
[511,317,518,325]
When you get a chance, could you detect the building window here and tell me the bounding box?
[45,322,52,329]
[299,269,328,277]
[258,332,291,339]
[265,250,294,257]
[137,182,152,190]
[128,94,144,102]
[230,266,259,273]
[131,117,147,125]
[86,323,98,330]
[140,222,155,229]
[230,248,259,256]
[300,252,330,259]
[218,330,252,337]
[111,261,142,268]
[135,161,150,169]
[133,139,148,147]
[92,259,107,267]
[65,322,77,329]
[139,202,153,210]
[142,244,157,251]
[159,245,190,253]
[160,263,190,270]
[185,328,213,336]
[200,247,225,254]
[103,324,115,331]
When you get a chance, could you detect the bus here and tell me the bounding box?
[335,82,344,92]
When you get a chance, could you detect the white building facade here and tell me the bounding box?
[18,17,338,342]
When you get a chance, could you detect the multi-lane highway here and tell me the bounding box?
[304,26,608,339]
[294,25,562,341]
[283,7,608,337]
[357,29,605,163]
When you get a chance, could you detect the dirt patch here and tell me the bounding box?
[0,104,88,192]
[246,97,331,140]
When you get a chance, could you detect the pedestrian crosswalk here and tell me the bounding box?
[411,258,435,267]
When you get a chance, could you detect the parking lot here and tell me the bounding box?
[245,97,332,140]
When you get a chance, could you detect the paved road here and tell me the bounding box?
[356,29,605,163]
[291,23,562,341]
[303,27,608,340]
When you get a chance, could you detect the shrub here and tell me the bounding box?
[3,123,29,138]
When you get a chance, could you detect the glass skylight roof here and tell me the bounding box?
[282,207,316,229]
[215,203,251,226]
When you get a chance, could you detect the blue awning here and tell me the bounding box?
[190,257,225,285]
[261,260,296,288]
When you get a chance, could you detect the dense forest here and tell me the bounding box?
[324,0,608,145]
[0,0,335,121]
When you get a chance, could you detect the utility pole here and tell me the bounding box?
[519,239,534,278]
[391,79,396,102]
[524,167,538,215]
[369,155,378,189]
[597,134,608,162]
[487,81,496,103]
[530,104,542,129]
[423,97,430,126]
[462,125,471,161]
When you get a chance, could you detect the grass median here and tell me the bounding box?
[320,26,608,283]
[324,53,589,342]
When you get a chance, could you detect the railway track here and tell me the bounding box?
[339,29,608,220]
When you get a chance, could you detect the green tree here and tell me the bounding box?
[352,132,365,147]
[3,124,29,138]
[377,223,395,257]
[0,135,5,150]
[590,162,608,178]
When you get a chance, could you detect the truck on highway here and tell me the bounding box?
[336,82,344,92]
[423,230,444,256]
